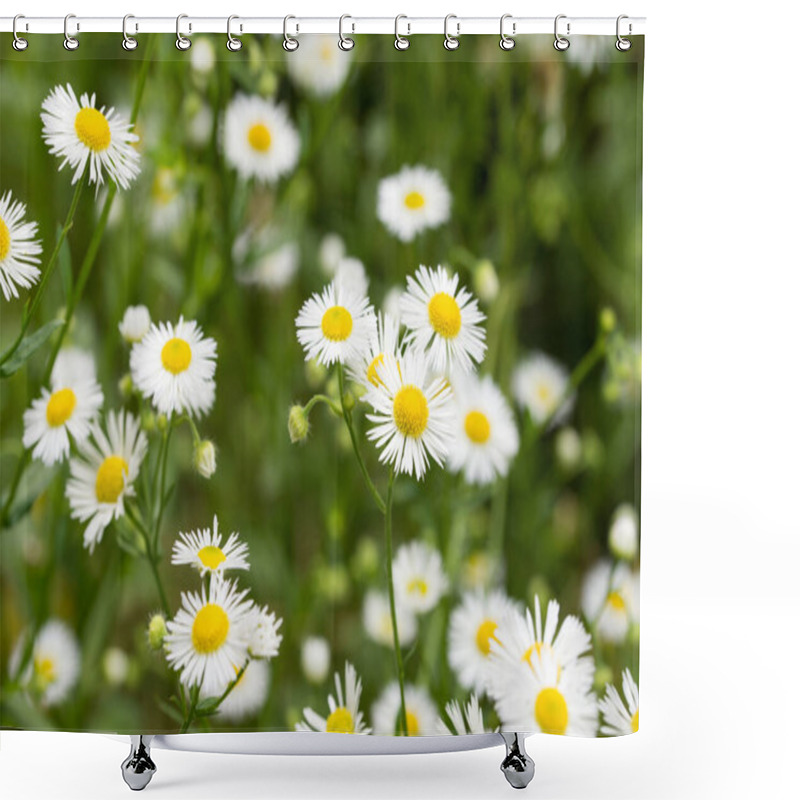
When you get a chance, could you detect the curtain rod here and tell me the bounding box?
[0,16,646,37]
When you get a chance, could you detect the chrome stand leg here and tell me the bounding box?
[121,735,156,791]
[500,732,535,790]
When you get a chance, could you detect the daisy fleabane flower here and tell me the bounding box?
[0,191,42,301]
[363,589,418,648]
[346,312,401,393]
[164,578,255,696]
[171,515,250,579]
[200,659,269,722]
[392,541,449,615]
[23,350,103,466]
[511,352,574,427]
[448,372,519,486]
[365,350,454,481]
[119,304,151,344]
[599,668,639,736]
[247,605,283,660]
[130,316,217,417]
[581,560,640,644]
[41,84,140,189]
[295,281,375,367]
[286,35,353,97]
[377,165,451,242]
[297,662,371,734]
[223,94,300,184]
[8,619,81,707]
[400,265,486,375]
[372,682,439,736]
[436,693,491,735]
[66,410,147,552]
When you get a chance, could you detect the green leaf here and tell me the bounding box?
[0,319,65,378]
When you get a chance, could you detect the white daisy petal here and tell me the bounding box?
[436,693,491,735]
[296,662,371,734]
[599,668,639,736]
[371,682,439,736]
[392,541,448,615]
[171,515,250,578]
[377,165,451,242]
[119,305,151,344]
[511,351,574,426]
[581,560,640,644]
[286,35,353,96]
[0,191,42,301]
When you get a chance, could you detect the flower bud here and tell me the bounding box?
[148,614,167,651]
[156,413,169,433]
[193,439,217,479]
[118,373,134,399]
[608,503,639,561]
[599,307,617,334]
[288,405,310,443]
[103,647,129,687]
[301,636,331,684]
[474,259,499,303]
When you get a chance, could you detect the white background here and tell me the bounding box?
[2,0,799,798]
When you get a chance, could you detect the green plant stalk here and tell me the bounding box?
[180,685,200,734]
[126,505,170,615]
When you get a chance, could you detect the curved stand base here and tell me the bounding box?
[500,732,535,790]
[121,735,156,791]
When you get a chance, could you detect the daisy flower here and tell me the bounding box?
[286,35,353,97]
[400,265,486,374]
[8,620,81,707]
[0,191,42,301]
[119,304,151,344]
[248,605,283,660]
[581,561,640,644]
[392,541,448,615]
[346,312,401,393]
[511,352,574,426]
[363,589,418,648]
[295,280,375,367]
[201,659,270,722]
[297,662,371,734]
[66,410,147,551]
[365,350,454,481]
[447,373,519,485]
[130,316,217,417]
[164,578,256,695]
[23,352,104,466]
[448,589,518,694]
[599,668,639,736]
[301,636,331,684]
[371,682,438,736]
[222,95,300,184]
[171,515,250,579]
[436,693,491,735]
[377,165,451,242]
[491,648,598,737]
[608,503,639,561]
[239,241,299,292]
[41,84,140,189]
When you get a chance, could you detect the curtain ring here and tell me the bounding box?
[616,14,632,51]
[227,15,243,51]
[339,14,355,51]
[63,14,79,51]
[499,14,516,50]
[443,14,460,51]
[553,14,570,51]
[394,15,410,51]
[122,14,138,51]
[12,15,28,51]
[176,14,192,50]
[283,15,299,51]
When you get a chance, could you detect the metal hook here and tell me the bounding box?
[394,15,410,51]
[12,14,28,51]
[553,14,570,51]
[616,14,632,51]
[227,15,243,51]
[176,14,192,51]
[283,15,299,52]
[499,14,516,51]
[444,14,460,51]
[64,13,79,51]
[122,15,138,51]
[339,14,355,51]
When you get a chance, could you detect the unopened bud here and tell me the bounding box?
[288,405,310,443]
[148,614,167,651]
[193,439,217,479]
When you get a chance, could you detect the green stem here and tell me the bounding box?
[180,685,200,734]
[303,393,342,418]
[384,469,408,736]
[153,419,174,551]
[126,505,170,614]
[0,448,31,528]
[0,171,87,369]
[337,364,385,514]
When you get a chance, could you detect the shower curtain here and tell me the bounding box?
[0,30,642,740]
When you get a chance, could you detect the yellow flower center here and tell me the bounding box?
[197,545,227,571]
[161,337,192,374]
[428,292,461,339]
[46,387,77,428]
[475,619,499,657]
[535,687,568,735]
[393,385,429,438]
[320,42,334,61]
[406,710,420,736]
[247,123,272,153]
[0,216,10,261]
[33,656,56,686]
[74,107,111,152]
[464,410,491,444]
[95,455,129,504]
[191,603,230,654]
[326,706,355,733]
[404,191,425,210]
[321,305,353,342]
[152,169,177,205]
[536,383,554,409]
[406,578,428,597]
[607,591,626,611]
[631,709,639,733]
